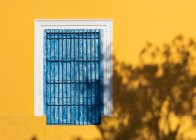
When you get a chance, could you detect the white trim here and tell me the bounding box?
[34,19,113,116]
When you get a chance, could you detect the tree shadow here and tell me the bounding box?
[98,35,196,140]
[30,136,37,140]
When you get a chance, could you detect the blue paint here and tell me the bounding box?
[44,29,103,125]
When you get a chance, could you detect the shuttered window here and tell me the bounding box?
[43,29,103,125]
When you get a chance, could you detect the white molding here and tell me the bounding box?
[34,19,113,116]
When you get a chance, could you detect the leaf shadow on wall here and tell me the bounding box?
[30,136,37,140]
[73,35,196,140]
[99,35,196,140]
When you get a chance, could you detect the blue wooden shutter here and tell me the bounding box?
[44,29,103,125]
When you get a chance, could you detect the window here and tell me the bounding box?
[34,19,112,125]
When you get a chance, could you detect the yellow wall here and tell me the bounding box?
[0,0,196,140]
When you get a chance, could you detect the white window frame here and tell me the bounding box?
[34,19,113,117]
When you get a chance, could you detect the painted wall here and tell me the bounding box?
[0,0,196,139]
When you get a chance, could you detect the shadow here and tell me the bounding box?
[97,35,196,140]
[72,137,82,140]
[30,136,37,140]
